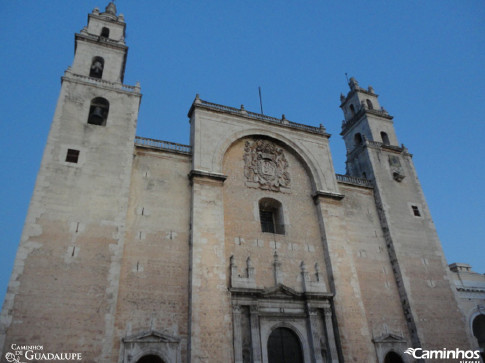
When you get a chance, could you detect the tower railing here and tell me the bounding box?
[64,70,140,92]
[336,174,373,188]
[135,136,192,155]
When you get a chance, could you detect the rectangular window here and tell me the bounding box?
[65,149,80,163]
[260,210,275,234]
[411,205,421,217]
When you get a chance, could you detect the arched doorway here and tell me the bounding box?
[472,314,485,360]
[384,351,404,363]
[136,355,164,363]
[267,327,304,363]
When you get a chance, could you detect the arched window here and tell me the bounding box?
[89,56,104,79]
[473,314,485,361]
[381,131,390,145]
[88,97,109,126]
[366,99,374,109]
[100,27,110,38]
[136,355,164,363]
[259,198,285,235]
[384,351,404,363]
[267,327,303,363]
[349,104,356,116]
[354,133,363,146]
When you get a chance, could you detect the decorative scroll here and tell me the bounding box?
[243,139,291,192]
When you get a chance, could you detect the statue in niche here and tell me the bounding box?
[243,139,291,192]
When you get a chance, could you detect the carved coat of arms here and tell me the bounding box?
[243,139,291,192]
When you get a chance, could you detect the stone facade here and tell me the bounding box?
[449,263,485,359]
[0,3,483,363]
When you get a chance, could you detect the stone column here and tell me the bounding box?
[250,305,262,363]
[306,306,323,363]
[233,305,243,363]
[323,307,339,363]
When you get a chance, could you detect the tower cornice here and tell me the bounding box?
[62,69,141,96]
[75,33,127,52]
[340,107,393,136]
[88,12,126,26]
[340,88,379,108]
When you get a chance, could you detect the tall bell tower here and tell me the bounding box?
[0,3,141,361]
[339,77,471,351]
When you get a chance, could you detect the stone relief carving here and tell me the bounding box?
[388,155,405,182]
[243,139,291,192]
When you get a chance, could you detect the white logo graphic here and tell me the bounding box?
[5,352,24,363]
[404,347,481,361]
[5,344,82,361]
[403,348,416,356]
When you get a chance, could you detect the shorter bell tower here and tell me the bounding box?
[340,77,399,179]
[338,78,471,351]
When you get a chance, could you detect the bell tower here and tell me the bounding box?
[0,3,141,361]
[339,78,471,351]
[340,77,398,179]
[72,2,128,83]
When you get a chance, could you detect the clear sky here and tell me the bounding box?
[0,1,484,306]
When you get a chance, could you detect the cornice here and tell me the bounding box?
[88,13,126,27]
[340,87,379,108]
[61,70,141,96]
[188,169,227,183]
[340,108,393,136]
[188,97,331,138]
[312,190,345,201]
[75,33,127,52]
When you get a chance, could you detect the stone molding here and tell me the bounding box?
[312,190,345,201]
[121,330,181,363]
[189,97,330,137]
[230,283,337,363]
[62,70,141,96]
[75,32,128,51]
[188,169,227,183]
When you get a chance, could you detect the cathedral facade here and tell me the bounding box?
[1,3,483,363]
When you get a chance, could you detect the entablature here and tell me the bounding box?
[62,69,141,96]
[188,96,331,138]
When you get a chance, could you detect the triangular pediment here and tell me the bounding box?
[262,284,302,298]
[373,333,406,344]
[123,330,180,344]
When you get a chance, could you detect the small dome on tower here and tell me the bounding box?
[105,2,117,16]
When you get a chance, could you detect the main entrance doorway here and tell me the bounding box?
[136,355,164,363]
[383,351,404,363]
[267,327,304,363]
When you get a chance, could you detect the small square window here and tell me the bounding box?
[65,149,80,163]
[411,205,421,217]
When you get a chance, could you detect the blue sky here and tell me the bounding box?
[0,1,484,306]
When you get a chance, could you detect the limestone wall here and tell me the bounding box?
[0,77,140,361]
[113,148,191,362]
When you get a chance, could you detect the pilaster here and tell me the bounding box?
[188,171,232,363]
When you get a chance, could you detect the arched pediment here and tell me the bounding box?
[214,128,327,193]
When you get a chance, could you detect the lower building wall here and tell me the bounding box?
[113,148,192,362]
